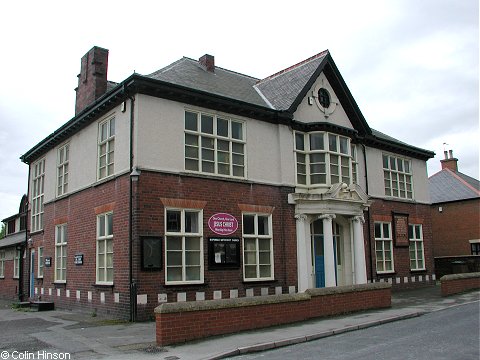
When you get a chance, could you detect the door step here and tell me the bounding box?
[30,301,55,311]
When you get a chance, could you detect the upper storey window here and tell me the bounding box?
[295,132,353,187]
[57,143,69,196]
[31,158,45,232]
[382,154,413,199]
[98,117,115,180]
[184,110,245,178]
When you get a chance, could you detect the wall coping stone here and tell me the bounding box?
[440,272,480,281]
[154,283,390,314]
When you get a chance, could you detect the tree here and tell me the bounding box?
[0,223,5,239]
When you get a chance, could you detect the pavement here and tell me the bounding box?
[0,285,479,360]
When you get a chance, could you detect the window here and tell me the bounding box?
[409,224,425,270]
[165,209,203,284]
[318,88,331,108]
[31,158,45,232]
[184,110,245,177]
[383,154,413,199]
[14,249,20,279]
[470,242,480,255]
[374,222,394,273]
[98,117,115,179]
[242,213,274,281]
[57,143,69,196]
[38,247,44,278]
[295,132,353,186]
[351,144,358,184]
[97,212,113,284]
[0,250,5,278]
[55,224,67,282]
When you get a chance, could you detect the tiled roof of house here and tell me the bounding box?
[428,168,480,203]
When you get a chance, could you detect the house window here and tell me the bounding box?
[383,154,413,199]
[184,110,245,178]
[242,213,274,281]
[97,212,113,284]
[165,208,203,284]
[374,222,394,273]
[38,247,44,278]
[57,143,69,196]
[0,250,5,278]
[471,242,480,255]
[409,224,425,270]
[32,158,45,232]
[295,132,352,186]
[98,117,115,179]
[55,224,67,282]
[351,144,358,184]
[14,249,20,279]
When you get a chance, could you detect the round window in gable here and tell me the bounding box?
[318,88,331,108]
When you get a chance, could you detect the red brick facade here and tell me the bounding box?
[431,199,480,257]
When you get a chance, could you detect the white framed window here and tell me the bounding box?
[383,154,413,199]
[374,222,394,273]
[409,224,425,270]
[0,250,5,278]
[184,110,245,178]
[97,212,113,284]
[242,213,274,281]
[55,224,67,282]
[351,144,358,184]
[165,208,203,284]
[38,247,44,278]
[13,249,20,279]
[31,158,45,232]
[57,143,69,196]
[98,117,115,179]
[294,132,353,187]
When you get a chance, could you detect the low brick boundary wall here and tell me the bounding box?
[155,283,391,346]
[440,272,480,296]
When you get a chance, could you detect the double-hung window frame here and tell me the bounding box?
[31,158,45,232]
[184,110,246,178]
[55,224,67,283]
[98,117,115,180]
[57,143,69,196]
[242,213,274,281]
[374,222,394,274]
[382,154,414,199]
[294,131,353,187]
[0,250,5,278]
[37,246,44,278]
[96,212,114,285]
[13,249,20,279]
[409,224,425,271]
[165,208,204,285]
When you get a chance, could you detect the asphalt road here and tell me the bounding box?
[231,302,480,360]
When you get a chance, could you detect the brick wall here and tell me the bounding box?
[440,272,480,296]
[0,249,21,301]
[431,199,480,257]
[367,198,435,289]
[155,283,391,346]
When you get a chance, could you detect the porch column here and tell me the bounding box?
[295,214,309,292]
[352,215,367,284]
[319,214,336,287]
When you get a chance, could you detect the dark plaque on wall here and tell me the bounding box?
[208,237,240,269]
[393,213,409,247]
[141,236,162,270]
[44,257,52,267]
[74,254,84,265]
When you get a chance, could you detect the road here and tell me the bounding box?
[230,301,480,360]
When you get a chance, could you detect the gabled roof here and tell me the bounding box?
[428,168,480,203]
[21,49,434,164]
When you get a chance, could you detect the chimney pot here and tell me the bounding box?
[448,149,453,159]
[199,54,215,72]
[443,150,448,159]
[441,149,458,172]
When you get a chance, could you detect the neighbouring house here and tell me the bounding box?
[429,150,480,277]
[0,195,28,301]
[14,46,436,320]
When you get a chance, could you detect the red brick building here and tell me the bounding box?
[10,47,436,320]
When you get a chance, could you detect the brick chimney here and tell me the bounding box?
[199,54,214,72]
[75,46,109,115]
[441,149,458,172]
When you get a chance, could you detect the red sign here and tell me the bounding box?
[208,213,238,235]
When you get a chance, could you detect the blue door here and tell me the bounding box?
[313,235,325,288]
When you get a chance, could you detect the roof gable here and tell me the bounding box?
[429,168,480,203]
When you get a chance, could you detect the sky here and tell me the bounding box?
[0,0,478,222]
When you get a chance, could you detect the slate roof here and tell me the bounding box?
[0,231,25,249]
[428,168,480,203]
